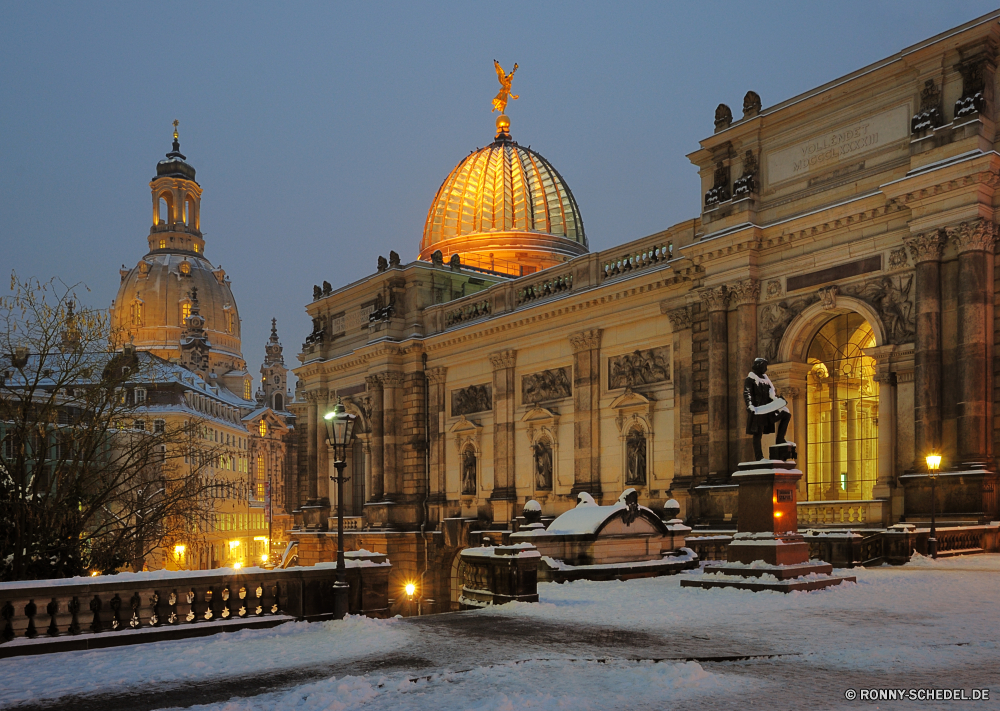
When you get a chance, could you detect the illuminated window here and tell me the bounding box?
[226,310,235,334]
[806,313,879,501]
[130,299,144,327]
[159,239,166,249]
[257,453,265,480]
[257,482,265,498]
[181,301,192,322]
[259,420,267,437]
[193,244,200,253]
[244,380,252,400]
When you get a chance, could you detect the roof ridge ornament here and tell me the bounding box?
[166,119,186,160]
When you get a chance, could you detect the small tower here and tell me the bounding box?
[260,318,289,411]
[148,120,205,256]
[180,287,211,377]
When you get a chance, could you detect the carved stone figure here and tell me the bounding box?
[322,281,332,296]
[389,251,401,268]
[452,384,492,416]
[714,103,733,131]
[304,316,325,345]
[522,368,572,404]
[766,280,782,299]
[450,253,461,270]
[492,60,519,114]
[819,284,838,309]
[955,59,986,118]
[431,249,444,266]
[888,248,908,269]
[313,285,322,301]
[733,150,757,198]
[461,448,477,495]
[532,440,553,490]
[608,347,670,389]
[705,161,730,207]
[911,79,943,132]
[841,275,915,344]
[625,430,647,485]
[377,256,388,272]
[758,296,818,361]
[742,91,762,118]
[744,357,791,461]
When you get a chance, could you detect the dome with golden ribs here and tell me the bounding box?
[419,117,588,277]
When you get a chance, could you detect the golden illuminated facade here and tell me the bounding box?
[294,20,1000,610]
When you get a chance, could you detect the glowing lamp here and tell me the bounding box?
[324,399,357,462]
[90,571,99,577]
[174,544,186,557]
[774,511,783,518]
[405,583,416,597]
[261,554,269,562]
[233,562,242,570]
[925,454,942,476]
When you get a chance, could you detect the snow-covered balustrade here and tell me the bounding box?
[458,544,540,609]
[510,490,699,582]
[796,499,886,527]
[0,555,391,657]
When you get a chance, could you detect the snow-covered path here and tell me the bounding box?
[2,555,998,711]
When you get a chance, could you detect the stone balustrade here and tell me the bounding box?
[797,499,885,527]
[0,558,390,657]
[683,534,732,562]
[458,544,540,609]
[444,298,491,328]
[515,271,573,306]
[602,242,672,280]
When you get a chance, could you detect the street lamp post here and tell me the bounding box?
[324,398,357,620]
[925,454,941,559]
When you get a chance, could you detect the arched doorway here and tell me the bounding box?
[806,313,879,501]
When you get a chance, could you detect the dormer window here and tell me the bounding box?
[259,420,267,437]
[135,387,146,404]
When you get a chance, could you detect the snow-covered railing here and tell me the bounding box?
[458,544,540,609]
[0,559,391,656]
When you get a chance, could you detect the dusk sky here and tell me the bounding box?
[2,1,995,386]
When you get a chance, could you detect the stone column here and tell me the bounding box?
[699,286,730,478]
[949,219,996,463]
[426,367,448,502]
[315,389,330,504]
[489,351,517,501]
[904,229,946,464]
[729,279,759,469]
[665,306,693,493]
[306,394,318,501]
[381,371,405,500]
[570,330,603,498]
[873,371,896,500]
[365,374,385,502]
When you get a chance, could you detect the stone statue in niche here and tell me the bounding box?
[733,150,757,198]
[608,347,670,390]
[742,90,762,118]
[955,60,986,118]
[461,448,477,495]
[452,384,492,416]
[714,103,733,131]
[911,79,943,132]
[744,357,791,462]
[704,161,730,207]
[625,430,647,485]
[758,295,818,361]
[522,368,572,404]
[532,440,553,490]
[841,275,915,344]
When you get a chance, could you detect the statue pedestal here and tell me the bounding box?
[682,454,855,593]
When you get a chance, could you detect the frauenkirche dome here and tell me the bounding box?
[419,114,588,276]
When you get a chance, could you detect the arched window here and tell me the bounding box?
[130,299,144,327]
[184,195,195,225]
[625,428,647,485]
[225,309,235,334]
[158,197,169,225]
[273,393,284,411]
[180,301,192,323]
[461,446,477,495]
[806,313,879,501]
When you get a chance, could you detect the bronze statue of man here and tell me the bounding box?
[744,357,791,461]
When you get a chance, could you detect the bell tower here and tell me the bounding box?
[148,120,205,256]
[259,319,290,411]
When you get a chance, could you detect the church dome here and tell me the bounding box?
[419,118,588,276]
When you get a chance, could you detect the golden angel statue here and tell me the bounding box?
[492,60,519,114]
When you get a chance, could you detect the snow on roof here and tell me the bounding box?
[544,502,628,535]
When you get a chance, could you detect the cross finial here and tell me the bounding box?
[172,119,179,140]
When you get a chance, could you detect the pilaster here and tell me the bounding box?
[569,329,603,498]
[699,285,730,479]
[489,350,517,523]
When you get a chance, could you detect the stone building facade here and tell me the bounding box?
[291,13,1000,609]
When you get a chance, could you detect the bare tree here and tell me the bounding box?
[0,274,228,579]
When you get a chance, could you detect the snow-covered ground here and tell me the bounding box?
[2,554,998,710]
